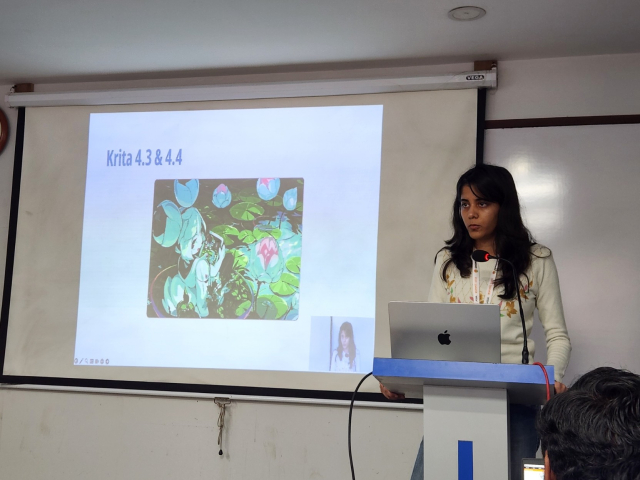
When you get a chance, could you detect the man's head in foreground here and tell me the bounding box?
[536,366,640,480]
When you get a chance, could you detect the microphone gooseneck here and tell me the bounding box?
[473,249,529,365]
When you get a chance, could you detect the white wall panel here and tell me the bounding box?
[486,124,640,383]
[0,388,422,480]
[487,53,640,120]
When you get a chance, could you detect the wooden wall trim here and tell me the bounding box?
[485,115,640,129]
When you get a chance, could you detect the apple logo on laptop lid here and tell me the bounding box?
[438,330,451,345]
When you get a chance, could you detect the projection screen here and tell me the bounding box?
[1,90,477,395]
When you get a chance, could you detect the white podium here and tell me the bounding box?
[374,358,552,480]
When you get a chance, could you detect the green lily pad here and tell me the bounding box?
[265,196,283,206]
[285,257,301,274]
[230,202,264,221]
[255,295,288,319]
[212,225,240,237]
[235,300,252,316]
[270,273,299,296]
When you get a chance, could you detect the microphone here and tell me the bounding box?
[472,250,530,365]
[471,249,494,263]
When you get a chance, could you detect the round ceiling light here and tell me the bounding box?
[448,6,486,21]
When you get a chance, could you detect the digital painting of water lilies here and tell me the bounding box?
[148,178,303,320]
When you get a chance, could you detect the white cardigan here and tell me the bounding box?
[428,245,571,381]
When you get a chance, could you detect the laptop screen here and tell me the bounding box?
[523,459,544,480]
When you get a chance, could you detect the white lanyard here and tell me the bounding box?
[472,259,499,304]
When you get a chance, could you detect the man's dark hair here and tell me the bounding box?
[536,367,640,480]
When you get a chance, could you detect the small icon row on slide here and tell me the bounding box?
[75,358,109,365]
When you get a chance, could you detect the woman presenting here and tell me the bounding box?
[380,164,571,480]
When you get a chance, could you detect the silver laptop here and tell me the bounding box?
[388,302,501,363]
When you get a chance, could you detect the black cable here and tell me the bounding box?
[495,257,529,364]
[498,257,530,364]
[348,371,373,480]
[513,268,529,364]
[473,250,530,365]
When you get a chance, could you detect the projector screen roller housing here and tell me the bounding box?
[1,90,477,395]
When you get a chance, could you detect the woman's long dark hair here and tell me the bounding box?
[441,164,536,300]
[337,321,357,369]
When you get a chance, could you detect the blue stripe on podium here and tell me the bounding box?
[458,440,473,480]
[373,358,553,386]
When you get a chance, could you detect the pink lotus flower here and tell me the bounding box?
[256,178,280,201]
[248,236,284,283]
[212,183,232,208]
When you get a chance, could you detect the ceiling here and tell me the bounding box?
[1,0,640,84]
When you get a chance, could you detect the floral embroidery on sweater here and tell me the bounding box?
[499,300,518,318]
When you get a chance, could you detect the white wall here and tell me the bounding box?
[2,52,640,479]
[487,124,640,384]
[487,53,640,119]
[0,387,422,480]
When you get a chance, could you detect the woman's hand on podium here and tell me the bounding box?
[379,383,405,400]
[555,381,567,394]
